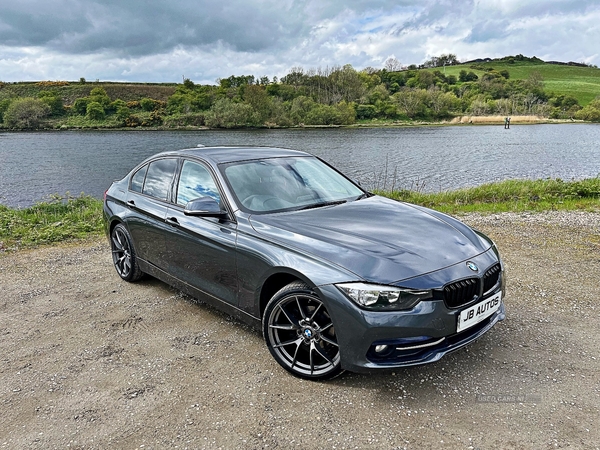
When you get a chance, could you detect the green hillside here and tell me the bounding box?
[439,59,600,106]
[0,81,177,105]
[1,55,600,130]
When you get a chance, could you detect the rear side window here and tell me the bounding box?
[130,165,147,193]
[141,158,178,201]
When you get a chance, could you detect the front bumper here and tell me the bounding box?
[317,272,505,374]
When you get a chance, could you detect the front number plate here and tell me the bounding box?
[457,292,502,332]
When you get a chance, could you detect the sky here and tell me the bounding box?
[0,0,599,85]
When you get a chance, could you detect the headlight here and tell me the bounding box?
[336,282,432,311]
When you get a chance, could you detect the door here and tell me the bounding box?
[125,157,178,266]
[163,159,239,306]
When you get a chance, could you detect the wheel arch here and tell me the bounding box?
[259,272,315,319]
[108,217,124,236]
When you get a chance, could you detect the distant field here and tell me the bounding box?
[0,82,177,105]
[440,61,600,106]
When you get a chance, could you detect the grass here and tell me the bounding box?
[1,178,598,251]
[377,178,600,214]
[0,193,104,251]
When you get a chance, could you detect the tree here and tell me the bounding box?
[326,65,365,104]
[281,67,307,89]
[459,70,479,82]
[428,87,458,118]
[468,95,492,115]
[408,71,435,89]
[392,88,428,118]
[243,85,272,123]
[423,54,459,68]
[384,57,402,72]
[524,71,544,97]
[3,98,51,128]
[289,96,317,123]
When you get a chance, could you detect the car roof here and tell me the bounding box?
[157,146,312,164]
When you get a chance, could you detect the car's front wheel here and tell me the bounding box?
[110,223,143,282]
[263,281,344,380]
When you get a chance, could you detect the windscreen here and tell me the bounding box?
[223,156,364,213]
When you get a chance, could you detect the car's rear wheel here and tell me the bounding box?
[263,281,344,380]
[110,223,143,282]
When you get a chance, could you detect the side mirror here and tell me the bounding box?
[184,197,227,218]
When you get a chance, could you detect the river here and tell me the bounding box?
[1,124,599,207]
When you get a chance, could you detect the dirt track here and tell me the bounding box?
[1,211,599,449]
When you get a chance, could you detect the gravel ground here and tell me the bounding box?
[1,211,599,449]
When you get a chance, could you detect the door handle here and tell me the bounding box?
[127,200,135,205]
[166,217,179,226]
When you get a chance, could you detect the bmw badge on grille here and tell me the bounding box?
[466,261,479,272]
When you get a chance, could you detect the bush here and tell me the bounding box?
[38,91,65,116]
[124,115,142,127]
[356,104,377,120]
[3,98,51,128]
[89,87,111,107]
[163,113,207,127]
[304,104,344,125]
[0,99,11,123]
[72,98,89,115]
[86,101,105,120]
[140,97,158,111]
[205,98,260,128]
[459,70,479,82]
[116,106,131,120]
[574,99,600,122]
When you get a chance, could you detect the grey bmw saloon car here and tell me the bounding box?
[103,146,505,380]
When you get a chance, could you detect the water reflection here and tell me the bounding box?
[1,125,599,207]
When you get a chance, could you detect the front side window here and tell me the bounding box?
[176,160,221,206]
[141,158,178,201]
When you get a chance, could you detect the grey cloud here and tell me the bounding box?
[0,0,309,56]
[0,0,598,82]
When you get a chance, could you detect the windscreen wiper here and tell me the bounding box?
[296,200,347,211]
[354,192,373,200]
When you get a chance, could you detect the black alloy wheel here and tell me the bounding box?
[263,281,343,380]
[110,223,143,282]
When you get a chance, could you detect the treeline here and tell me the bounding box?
[1,57,600,129]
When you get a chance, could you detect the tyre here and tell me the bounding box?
[110,223,143,282]
[263,281,344,380]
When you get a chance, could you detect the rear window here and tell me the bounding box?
[130,165,147,193]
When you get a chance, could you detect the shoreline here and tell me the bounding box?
[0,116,588,132]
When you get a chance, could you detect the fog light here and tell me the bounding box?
[375,344,389,353]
